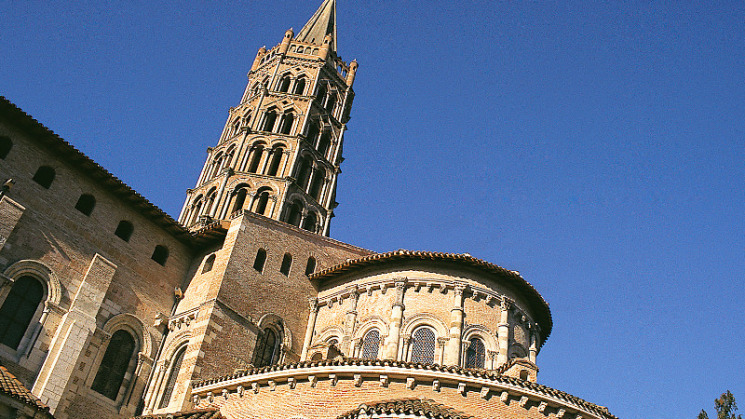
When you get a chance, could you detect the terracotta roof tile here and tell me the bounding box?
[0,365,53,416]
[337,398,473,419]
[135,408,224,419]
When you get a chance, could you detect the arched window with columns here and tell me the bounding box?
[253,328,280,367]
[285,202,303,227]
[465,337,486,369]
[278,112,294,135]
[158,345,187,409]
[253,188,271,216]
[361,329,381,360]
[266,146,284,176]
[262,110,278,132]
[0,276,44,349]
[231,187,249,214]
[203,188,217,216]
[295,156,313,189]
[188,197,203,226]
[293,77,306,95]
[277,74,292,92]
[247,144,265,173]
[410,327,436,364]
[317,131,331,158]
[91,329,136,400]
[302,212,318,233]
[308,169,325,201]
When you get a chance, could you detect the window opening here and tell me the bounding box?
[91,330,136,400]
[286,203,302,227]
[262,111,278,132]
[254,191,270,215]
[0,136,11,159]
[247,145,264,173]
[465,337,486,369]
[151,245,169,266]
[361,329,380,360]
[306,123,319,145]
[302,213,317,232]
[296,158,312,189]
[266,147,284,176]
[317,132,331,157]
[231,188,248,214]
[279,113,294,135]
[74,194,96,216]
[202,254,216,274]
[253,248,267,272]
[32,166,55,189]
[305,257,316,276]
[114,221,134,242]
[280,253,292,276]
[253,328,279,367]
[0,276,43,349]
[294,78,306,95]
[309,171,325,201]
[410,328,436,364]
[158,346,186,409]
[278,75,291,93]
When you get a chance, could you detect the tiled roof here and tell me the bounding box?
[338,398,473,419]
[0,96,198,247]
[0,365,53,417]
[135,408,224,419]
[193,358,616,419]
[309,250,552,342]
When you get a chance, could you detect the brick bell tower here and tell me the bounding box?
[178,0,357,236]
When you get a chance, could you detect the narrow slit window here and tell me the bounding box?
[253,248,267,272]
[280,253,292,276]
[202,254,216,274]
[305,257,316,276]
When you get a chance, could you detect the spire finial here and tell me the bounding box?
[295,0,337,52]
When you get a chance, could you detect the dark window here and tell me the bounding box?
[305,257,316,276]
[91,330,136,400]
[151,245,169,266]
[254,191,270,215]
[231,188,248,214]
[316,84,327,102]
[74,194,96,216]
[158,346,186,409]
[309,170,325,201]
[294,78,306,95]
[278,75,291,92]
[317,132,331,157]
[296,157,312,189]
[0,276,43,349]
[302,213,317,233]
[0,136,11,159]
[280,253,292,276]
[361,329,380,360]
[202,254,216,274]
[411,328,436,364]
[286,203,302,227]
[325,95,336,113]
[32,166,55,189]
[253,248,267,272]
[247,145,264,173]
[114,221,134,242]
[279,113,294,135]
[311,352,323,361]
[253,328,279,367]
[465,337,486,369]
[262,111,277,132]
[306,123,319,145]
[266,148,283,176]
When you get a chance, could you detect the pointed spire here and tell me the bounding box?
[296,0,337,52]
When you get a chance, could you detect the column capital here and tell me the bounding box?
[308,297,319,313]
[501,297,514,311]
[454,285,468,296]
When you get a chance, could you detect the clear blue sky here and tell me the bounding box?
[2,1,743,418]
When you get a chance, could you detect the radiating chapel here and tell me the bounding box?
[0,1,617,418]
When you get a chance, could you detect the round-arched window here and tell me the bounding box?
[410,327,436,364]
[360,329,380,360]
[465,337,486,369]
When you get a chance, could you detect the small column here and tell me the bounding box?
[383,279,407,360]
[529,324,541,363]
[444,285,466,365]
[497,298,513,366]
[342,288,359,356]
[209,169,232,218]
[300,298,319,361]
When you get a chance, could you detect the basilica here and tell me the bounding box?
[0,1,616,418]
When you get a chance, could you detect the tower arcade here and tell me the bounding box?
[178,0,358,237]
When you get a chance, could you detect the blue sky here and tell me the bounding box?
[2,1,744,418]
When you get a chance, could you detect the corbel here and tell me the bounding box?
[432,380,440,392]
[353,374,362,387]
[480,387,490,399]
[328,373,338,386]
[288,377,297,389]
[308,375,318,387]
[538,402,547,413]
[457,382,467,395]
[519,396,529,408]
[406,377,416,390]
[251,382,259,394]
[500,391,509,403]
[379,375,389,387]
